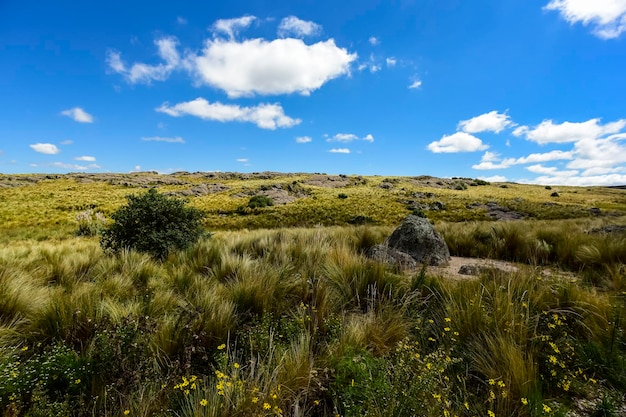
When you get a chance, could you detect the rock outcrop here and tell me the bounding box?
[368,215,450,268]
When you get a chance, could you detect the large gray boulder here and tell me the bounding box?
[386,215,450,266]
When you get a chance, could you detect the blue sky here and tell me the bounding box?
[1,0,626,185]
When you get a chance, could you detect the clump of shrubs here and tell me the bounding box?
[100,188,206,259]
[247,195,274,209]
[338,193,348,199]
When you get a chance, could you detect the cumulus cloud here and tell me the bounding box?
[141,136,185,143]
[278,16,321,38]
[329,148,350,154]
[386,57,397,67]
[472,150,575,170]
[61,107,94,123]
[458,111,512,134]
[544,0,626,39]
[518,118,626,144]
[408,80,422,89]
[326,133,374,143]
[368,36,380,45]
[107,19,356,96]
[189,38,356,97]
[296,136,312,143]
[236,158,249,163]
[34,162,100,171]
[526,164,579,176]
[427,132,489,153]
[30,143,60,155]
[107,37,180,84]
[156,97,300,130]
[326,133,358,142]
[75,156,96,161]
[212,16,257,39]
[479,175,508,182]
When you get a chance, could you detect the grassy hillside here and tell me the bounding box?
[0,172,625,416]
[2,172,625,242]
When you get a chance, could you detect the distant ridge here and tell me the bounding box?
[607,185,626,189]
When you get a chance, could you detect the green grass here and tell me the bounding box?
[0,172,625,415]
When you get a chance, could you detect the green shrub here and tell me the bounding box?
[100,188,206,259]
[247,195,274,209]
[338,193,348,199]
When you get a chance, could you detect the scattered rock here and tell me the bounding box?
[170,183,230,197]
[589,207,602,216]
[551,192,560,197]
[304,175,350,188]
[588,225,626,235]
[386,215,451,266]
[367,245,418,269]
[458,264,509,276]
[466,201,525,221]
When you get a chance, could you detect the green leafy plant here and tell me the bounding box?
[100,188,206,259]
[247,195,274,209]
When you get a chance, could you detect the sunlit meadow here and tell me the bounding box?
[0,172,625,416]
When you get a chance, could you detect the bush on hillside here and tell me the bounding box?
[247,195,274,209]
[100,188,206,259]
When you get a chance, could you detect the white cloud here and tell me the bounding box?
[177,16,187,25]
[329,148,350,154]
[327,133,359,142]
[408,80,422,89]
[59,140,73,145]
[386,57,397,67]
[369,64,381,73]
[212,16,257,39]
[427,132,489,153]
[458,111,512,134]
[479,175,508,182]
[30,143,60,155]
[189,38,356,97]
[326,133,374,143]
[519,118,626,144]
[141,136,185,143]
[278,16,321,38]
[236,158,249,163]
[61,107,94,123]
[48,162,99,171]
[368,36,380,45]
[472,149,574,170]
[75,156,96,162]
[526,164,579,176]
[566,133,626,171]
[107,36,180,84]
[156,97,301,130]
[296,136,312,143]
[515,150,574,164]
[544,0,626,39]
[525,173,626,186]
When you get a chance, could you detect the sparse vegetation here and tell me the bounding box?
[0,173,625,416]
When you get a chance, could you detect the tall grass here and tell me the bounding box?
[0,223,624,416]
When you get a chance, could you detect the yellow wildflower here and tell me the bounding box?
[217,344,226,350]
[521,398,528,405]
[263,403,271,410]
[123,411,130,416]
[200,399,208,406]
